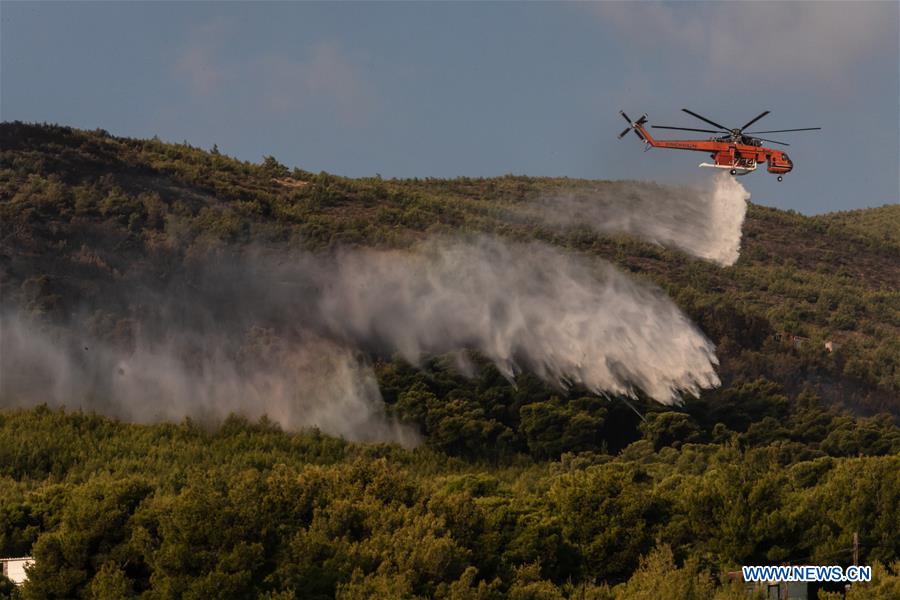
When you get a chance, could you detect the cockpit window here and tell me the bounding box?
[782,153,790,161]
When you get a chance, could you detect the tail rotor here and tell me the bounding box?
[618,110,648,141]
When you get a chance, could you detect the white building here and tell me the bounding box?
[1,557,34,586]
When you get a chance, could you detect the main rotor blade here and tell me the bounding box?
[739,110,770,131]
[652,125,724,134]
[745,127,822,134]
[618,127,632,139]
[620,111,632,124]
[682,108,728,130]
[754,137,790,146]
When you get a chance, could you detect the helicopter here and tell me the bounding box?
[618,108,820,181]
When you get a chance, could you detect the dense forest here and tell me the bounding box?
[1,122,898,598]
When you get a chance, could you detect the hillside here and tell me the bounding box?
[2,122,898,414]
[1,122,899,598]
[814,204,900,253]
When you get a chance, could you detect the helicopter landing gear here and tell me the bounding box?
[777,176,783,182]
[730,169,737,175]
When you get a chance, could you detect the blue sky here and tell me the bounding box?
[2,1,897,214]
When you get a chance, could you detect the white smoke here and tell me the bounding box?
[317,236,720,403]
[1,235,721,443]
[0,314,418,446]
[530,173,749,266]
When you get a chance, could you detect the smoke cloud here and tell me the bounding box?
[0,312,418,445]
[316,237,719,402]
[1,235,721,443]
[529,173,749,266]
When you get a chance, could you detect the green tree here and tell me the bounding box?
[639,412,702,450]
[612,545,715,600]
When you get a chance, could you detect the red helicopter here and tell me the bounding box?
[618,109,820,181]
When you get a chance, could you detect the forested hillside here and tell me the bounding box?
[1,122,898,598]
